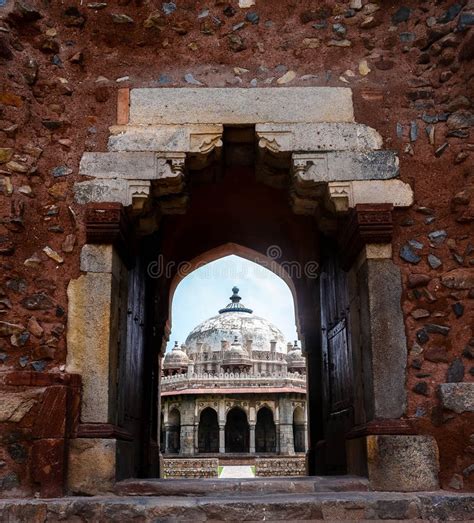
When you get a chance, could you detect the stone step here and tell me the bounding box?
[1,492,473,521]
[115,476,370,496]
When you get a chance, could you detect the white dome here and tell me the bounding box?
[184,287,287,354]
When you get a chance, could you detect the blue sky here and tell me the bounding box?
[167,255,298,352]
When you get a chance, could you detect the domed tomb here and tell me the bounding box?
[185,287,287,356]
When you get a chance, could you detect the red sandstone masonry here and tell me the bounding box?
[0,0,473,496]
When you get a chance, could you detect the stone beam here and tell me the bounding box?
[326,179,414,212]
[292,151,399,187]
[129,87,354,125]
[79,152,185,179]
[108,124,223,154]
[256,123,383,153]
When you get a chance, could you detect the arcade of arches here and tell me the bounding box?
[63,87,442,495]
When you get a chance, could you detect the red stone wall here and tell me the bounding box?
[0,0,472,495]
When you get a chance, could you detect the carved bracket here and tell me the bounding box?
[85,202,133,266]
[339,203,394,269]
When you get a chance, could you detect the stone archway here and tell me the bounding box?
[66,87,440,495]
[255,407,276,453]
[225,407,249,453]
[198,408,219,454]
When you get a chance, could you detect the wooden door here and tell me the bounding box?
[319,248,354,473]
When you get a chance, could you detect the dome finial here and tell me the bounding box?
[219,287,253,314]
[230,287,241,303]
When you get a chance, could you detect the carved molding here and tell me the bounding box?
[346,419,415,439]
[76,423,134,441]
[327,182,353,212]
[85,202,133,265]
[339,203,393,270]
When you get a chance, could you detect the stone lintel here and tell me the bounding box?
[326,179,413,212]
[129,87,355,125]
[256,123,383,153]
[293,150,399,186]
[108,124,223,153]
[79,151,185,180]
[438,383,474,413]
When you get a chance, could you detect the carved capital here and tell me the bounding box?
[339,203,393,269]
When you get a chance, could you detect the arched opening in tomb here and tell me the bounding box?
[198,408,219,454]
[293,406,306,454]
[166,408,181,454]
[255,407,277,453]
[225,407,250,453]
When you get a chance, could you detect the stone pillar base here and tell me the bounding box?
[68,438,117,495]
[347,435,439,492]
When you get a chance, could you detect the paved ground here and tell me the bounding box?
[1,492,473,521]
[219,465,255,478]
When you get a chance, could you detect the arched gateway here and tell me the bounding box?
[65,87,439,494]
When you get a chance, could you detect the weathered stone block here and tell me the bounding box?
[0,391,41,423]
[68,438,116,494]
[79,152,156,179]
[129,87,355,125]
[327,179,413,212]
[32,386,67,439]
[364,259,407,419]
[257,122,383,152]
[294,150,399,184]
[80,244,120,276]
[66,273,115,423]
[438,383,474,413]
[108,124,223,153]
[31,439,65,497]
[363,435,439,491]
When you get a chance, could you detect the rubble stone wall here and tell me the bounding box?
[0,0,472,495]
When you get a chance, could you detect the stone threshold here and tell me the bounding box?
[115,476,369,496]
[1,492,473,521]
